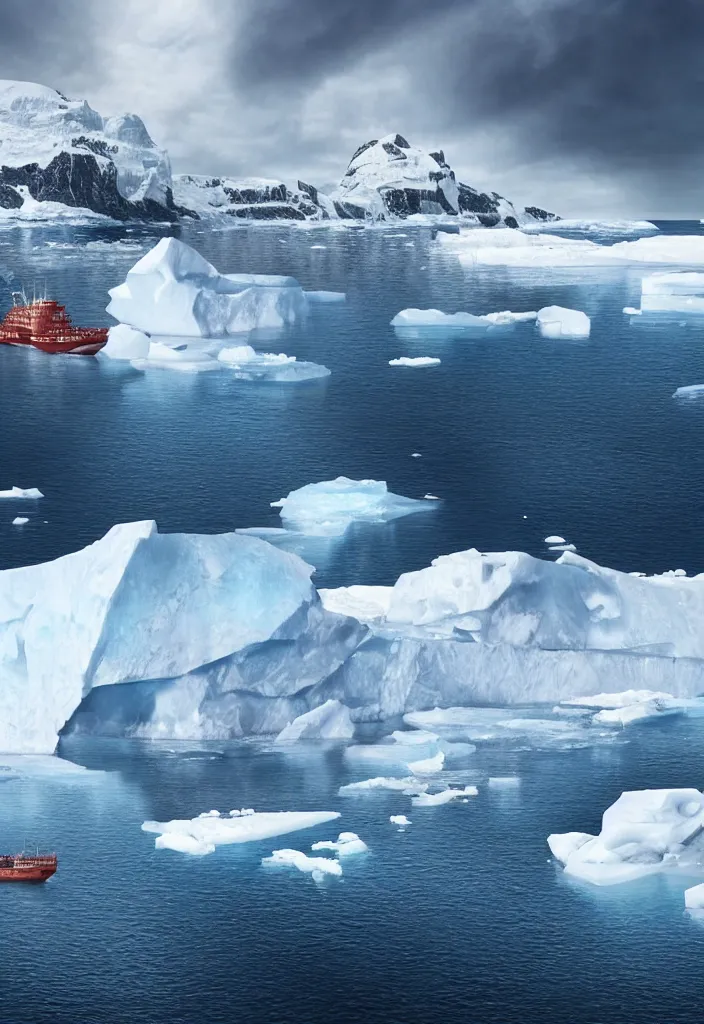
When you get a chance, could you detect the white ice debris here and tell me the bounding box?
[318,584,392,623]
[0,486,43,499]
[275,700,355,742]
[311,831,368,856]
[412,785,478,807]
[537,306,591,340]
[11,517,28,525]
[623,306,642,315]
[549,788,704,885]
[143,809,341,856]
[217,344,330,382]
[549,543,577,553]
[338,777,428,796]
[262,849,342,877]
[593,702,681,726]
[407,751,445,774]
[544,536,566,544]
[270,477,436,536]
[388,356,441,367]
[562,689,676,708]
[561,690,702,726]
[640,272,704,315]
[100,324,150,361]
[488,776,520,787]
[132,340,223,373]
[107,238,308,337]
[390,815,411,825]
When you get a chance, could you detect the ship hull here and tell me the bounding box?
[0,335,107,355]
[0,865,56,883]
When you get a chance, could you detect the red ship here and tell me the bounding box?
[0,852,57,883]
[0,292,108,355]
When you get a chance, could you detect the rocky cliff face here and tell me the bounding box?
[0,80,180,221]
[170,174,331,221]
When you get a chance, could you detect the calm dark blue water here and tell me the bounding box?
[2,219,704,1023]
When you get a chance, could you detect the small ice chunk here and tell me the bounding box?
[544,535,566,544]
[389,729,440,745]
[338,776,428,795]
[0,486,44,499]
[547,831,593,865]
[388,356,441,367]
[101,323,150,360]
[407,751,445,774]
[411,452,422,457]
[262,849,342,876]
[424,494,440,500]
[310,245,328,250]
[11,517,29,526]
[685,883,704,911]
[537,306,591,339]
[275,700,354,742]
[412,785,478,807]
[217,345,331,382]
[390,815,411,826]
[674,384,704,398]
[623,306,642,315]
[271,477,436,537]
[391,308,489,330]
[488,776,521,787]
[311,832,368,856]
[549,543,577,552]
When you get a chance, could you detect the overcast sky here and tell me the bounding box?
[0,0,700,217]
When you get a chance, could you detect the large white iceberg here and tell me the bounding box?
[0,520,366,753]
[107,238,308,337]
[143,809,341,856]
[536,306,591,340]
[548,789,704,885]
[270,477,436,536]
[275,700,354,742]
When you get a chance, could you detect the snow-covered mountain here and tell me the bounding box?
[0,80,184,222]
[0,82,557,225]
[330,133,557,225]
[171,174,336,221]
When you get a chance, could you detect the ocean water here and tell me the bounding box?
[2,219,704,1023]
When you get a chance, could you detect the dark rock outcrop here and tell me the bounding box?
[0,183,22,209]
[524,205,559,222]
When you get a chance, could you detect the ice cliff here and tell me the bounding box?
[4,528,704,754]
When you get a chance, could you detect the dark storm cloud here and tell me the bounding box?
[232,0,704,196]
[0,0,98,86]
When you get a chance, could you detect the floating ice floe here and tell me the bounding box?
[275,699,354,742]
[549,543,577,553]
[217,344,330,382]
[262,849,342,877]
[439,227,704,268]
[311,831,368,856]
[488,776,520,787]
[11,517,28,525]
[412,785,478,807]
[270,477,437,536]
[640,272,704,315]
[305,290,345,302]
[549,788,704,885]
[623,306,642,315]
[391,308,536,331]
[0,754,102,780]
[388,357,441,367]
[537,306,591,340]
[338,777,428,796]
[132,340,223,373]
[544,535,566,545]
[0,486,43,499]
[561,688,702,727]
[107,237,308,336]
[390,815,411,825]
[522,219,659,237]
[143,809,341,857]
[673,384,704,399]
